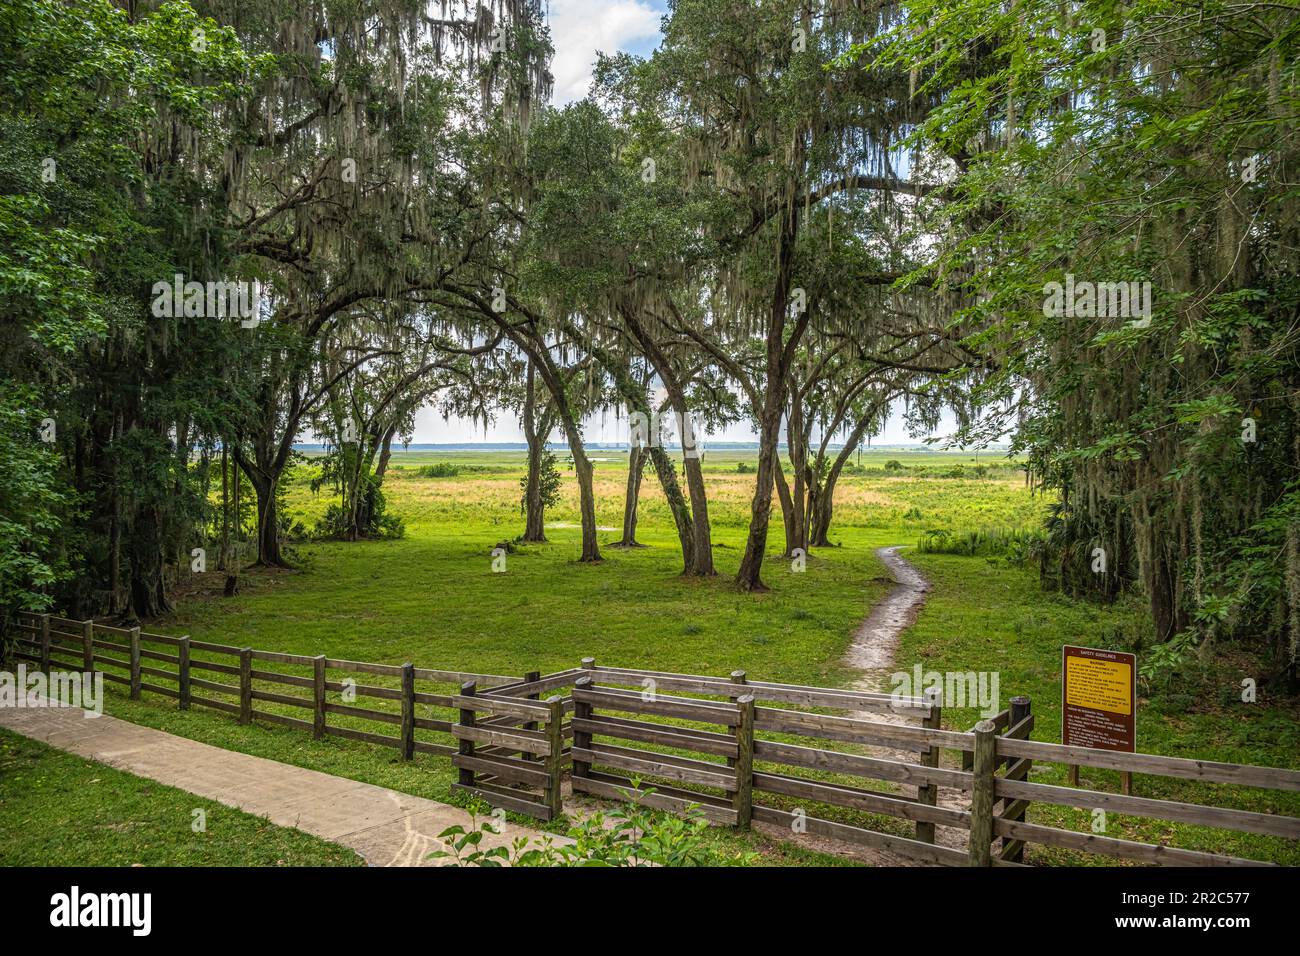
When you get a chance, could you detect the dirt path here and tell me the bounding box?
[845,545,930,688]
[751,545,971,865]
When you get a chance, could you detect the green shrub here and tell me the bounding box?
[433,791,758,867]
[417,462,461,478]
[916,527,1045,564]
[519,451,562,513]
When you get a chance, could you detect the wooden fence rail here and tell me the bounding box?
[6,613,561,819]
[6,614,1300,865]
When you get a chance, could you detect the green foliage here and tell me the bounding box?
[519,450,562,514]
[418,462,463,478]
[0,383,73,627]
[433,792,758,868]
[917,527,1046,566]
[870,0,1300,664]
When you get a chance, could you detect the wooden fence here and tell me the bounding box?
[567,659,965,864]
[7,613,566,820]
[6,613,1300,864]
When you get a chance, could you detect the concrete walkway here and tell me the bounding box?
[0,703,567,866]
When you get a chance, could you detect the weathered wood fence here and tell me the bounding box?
[7,612,1300,865]
[8,612,567,820]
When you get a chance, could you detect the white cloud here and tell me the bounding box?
[547,0,663,104]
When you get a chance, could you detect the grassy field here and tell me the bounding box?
[0,730,362,866]
[10,447,1298,865]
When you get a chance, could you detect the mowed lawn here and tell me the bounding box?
[20,448,1299,864]
[0,730,362,867]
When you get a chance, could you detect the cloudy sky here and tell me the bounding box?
[402,1,956,446]
[547,0,666,103]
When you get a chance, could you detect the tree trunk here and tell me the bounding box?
[571,450,601,562]
[735,185,803,591]
[616,444,647,547]
[808,479,833,546]
[522,448,547,541]
[356,425,395,535]
[521,363,548,542]
[247,470,286,568]
[550,400,601,563]
[561,328,698,570]
[737,404,783,591]
[374,428,395,482]
[219,444,230,570]
[620,310,714,574]
[648,447,695,570]
[773,455,798,556]
[809,411,875,546]
[127,503,172,619]
[679,449,714,574]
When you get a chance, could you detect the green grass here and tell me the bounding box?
[0,729,363,866]
[20,447,1297,865]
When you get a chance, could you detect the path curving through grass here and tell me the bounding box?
[845,545,930,690]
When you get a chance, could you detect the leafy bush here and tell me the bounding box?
[519,450,562,514]
[884,459,904,472]
[433,791,758,867]
[417,462,461,478]
[311,486,405,541]
[0,384,71,628]
[735,461,754,473]
[917,527,1045,565]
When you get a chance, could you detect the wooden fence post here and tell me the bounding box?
[733,693,755,829]
[580,656,595,674]
[916,701,942,843]
[178,637,191,711]
[312,655,326,740]
[1000,695,1031,863]
[521,669,541,761]
[572,676,592,780]
[39,614,50,672]
[968,718,997,866]
[81,620,94,673]
[400,662,415,761]
[128,626,142,700]
[544,695,565,818]
[457,681,477,788]
[726,670,747,770]
[238,647,252,724]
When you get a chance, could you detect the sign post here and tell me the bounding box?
[1061,645,1137,793]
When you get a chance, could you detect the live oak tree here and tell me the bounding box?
[218,0,552,568]
[608,0,943,590]
[875,0,1300,680]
